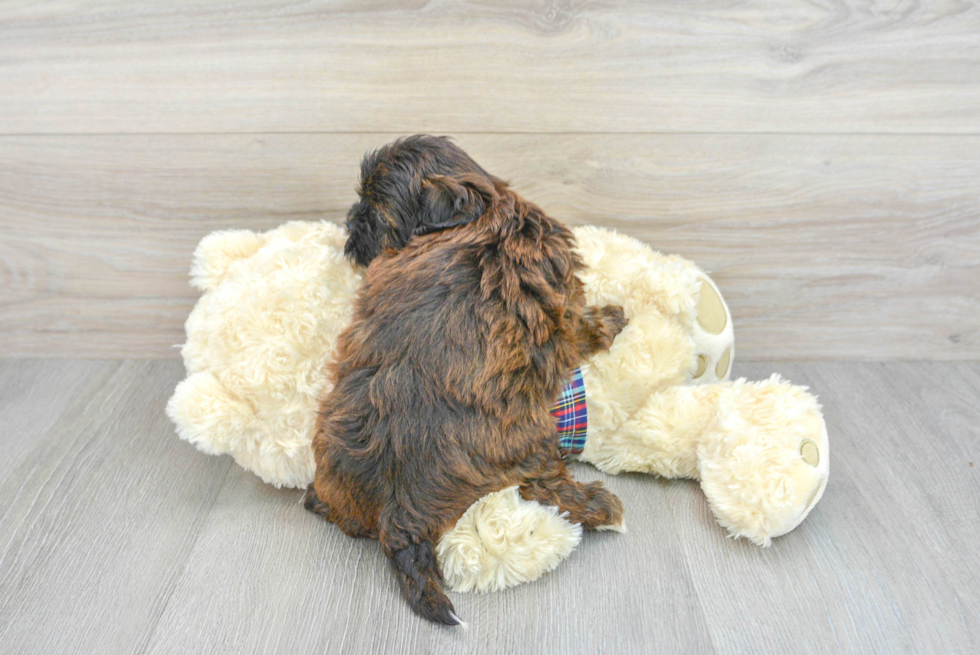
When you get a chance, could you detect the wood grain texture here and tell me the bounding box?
[143,463,713,655]
[1,360,978,653]
[0,359,111,479]
[1,133,977,359]
[0,361,232,655]
[0,1,978,134]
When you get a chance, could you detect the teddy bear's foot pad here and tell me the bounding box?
[691,275,735,382]
[696,276,728,335]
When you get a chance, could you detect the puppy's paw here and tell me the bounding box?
[580,482,625,531]
[579,305,629,356]
[599,305,628,340]
[595,519,627,533]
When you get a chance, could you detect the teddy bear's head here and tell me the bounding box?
[167,221,362,488]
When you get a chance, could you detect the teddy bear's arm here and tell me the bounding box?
[580,383,728,479]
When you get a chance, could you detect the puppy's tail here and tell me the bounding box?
[389,538,461,626]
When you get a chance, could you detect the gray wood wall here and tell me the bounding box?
[1,1,977,360]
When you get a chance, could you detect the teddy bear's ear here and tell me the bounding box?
[190,229,265,291]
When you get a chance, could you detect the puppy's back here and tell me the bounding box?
[316,184,583,625]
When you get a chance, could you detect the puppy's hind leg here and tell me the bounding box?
[303,484,377,539]
[520,465,625,532]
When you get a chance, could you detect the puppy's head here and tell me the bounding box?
[344,135,499,267]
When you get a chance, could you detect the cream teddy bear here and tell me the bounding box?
[168,221,829,592]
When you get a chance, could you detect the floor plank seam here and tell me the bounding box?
[336,544,366,655]
[132,455,236,655]
[665,490,720,655]
[0,363,125,586]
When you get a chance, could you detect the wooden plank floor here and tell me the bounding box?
[1,360,977,654]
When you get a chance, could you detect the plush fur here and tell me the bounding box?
[307,137,626,624]
[436,486,582,592]
[169,221,360,487]
[567,226,828,545]
[168,222,829,594]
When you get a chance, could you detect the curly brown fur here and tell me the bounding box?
[310,137,626,625]
[343,135,499,268]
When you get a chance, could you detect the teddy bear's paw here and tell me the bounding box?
[436,487,582,593]
[231,445,315,490]
[690,274,735,383]
[166,371,254,455]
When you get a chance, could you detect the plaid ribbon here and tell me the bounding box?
[552,367,588,456]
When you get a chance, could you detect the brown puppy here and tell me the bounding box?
[306,136,626,625]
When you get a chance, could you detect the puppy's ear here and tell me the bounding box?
[344,200,395,267]
[416,174,495,236]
